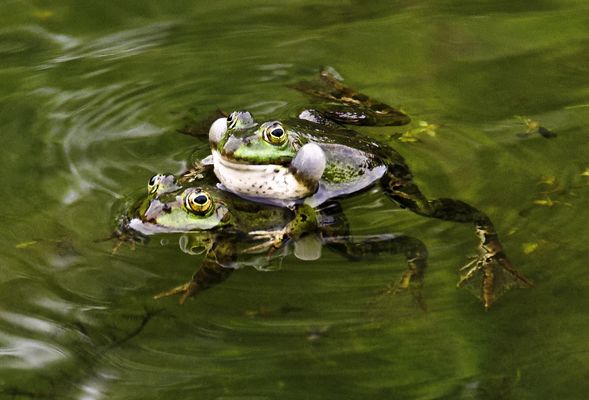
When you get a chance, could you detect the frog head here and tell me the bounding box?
[208,111,326,202]
[209,111,296,163]
[131,187,231,234]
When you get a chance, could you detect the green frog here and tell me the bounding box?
[118,174,428,304]
[204,68,532,309]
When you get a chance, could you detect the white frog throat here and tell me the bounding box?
[212,150,315,201]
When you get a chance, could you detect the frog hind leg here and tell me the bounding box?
[318,202,428,306]
[324,233,429,308]
[177,108,227,138]
[154,242,236,304]
[381,169,532,309]
[313,103,410,127]
[291,67,410,126]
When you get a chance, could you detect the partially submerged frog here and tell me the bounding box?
[205,68,532,309]
[118,174,429,304]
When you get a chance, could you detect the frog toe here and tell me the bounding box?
[153,281,199,304]
[458,253,532,309]
[246,229,287,254]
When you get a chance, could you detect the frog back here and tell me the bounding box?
[289,119,403,206]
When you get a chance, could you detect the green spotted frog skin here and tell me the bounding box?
[127,174,299,236]
[205,68,532,308]
[208,110,393,207]
[116,174,428,305]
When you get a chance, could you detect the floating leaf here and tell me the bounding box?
[16,240,38,249]
[33,10,55,21]
[397,120,438,142]
[533,199,554,207]
[538,176,557,186]
[522,242,539,255]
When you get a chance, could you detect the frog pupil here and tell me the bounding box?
[271,128,284,137]
[149,176,157,185]
[194,194,208,204]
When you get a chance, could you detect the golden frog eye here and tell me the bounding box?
[183,189,213,215]
[147,174,163,195]
[263,122,287,145]
[227,111,255,130]
[148,173,178,196]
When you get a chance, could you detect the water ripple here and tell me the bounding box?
[0,310,67,336]
[0,332,68,369]
[52,21,176,63]
[39,80,180,203]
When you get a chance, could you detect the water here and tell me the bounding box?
[1,1,589,399]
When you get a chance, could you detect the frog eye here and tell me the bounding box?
[227,111,238,129]
[148,174,178,196]
[147,174,163,195]
[227,111,255,130]
[263,122,288,145]
[183,189,213,215]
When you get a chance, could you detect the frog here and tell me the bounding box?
[117,174,429,305]
[109,173,186,253]
[204,67,532,309]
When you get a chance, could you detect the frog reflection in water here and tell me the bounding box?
[204,67,532,309]
[122,174,428,304]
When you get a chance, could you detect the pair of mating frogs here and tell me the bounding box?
[117,68,531,309]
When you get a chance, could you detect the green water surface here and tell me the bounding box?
[1,1,589,399]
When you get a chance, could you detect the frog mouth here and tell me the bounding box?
[216,148,292,167]
[214,150,284,170]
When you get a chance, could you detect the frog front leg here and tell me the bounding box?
[107,215,149,254]
[381,169,532,309]
[247,203,320,254]
[154,241,236,304]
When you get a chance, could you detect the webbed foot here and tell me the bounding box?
[154,256,235,304]
[381,173,533,308]
[246,229,287,254]
[247,204,319,254]
[458,252,533,309]
[389,255,428,310]
[373,267,427,312]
